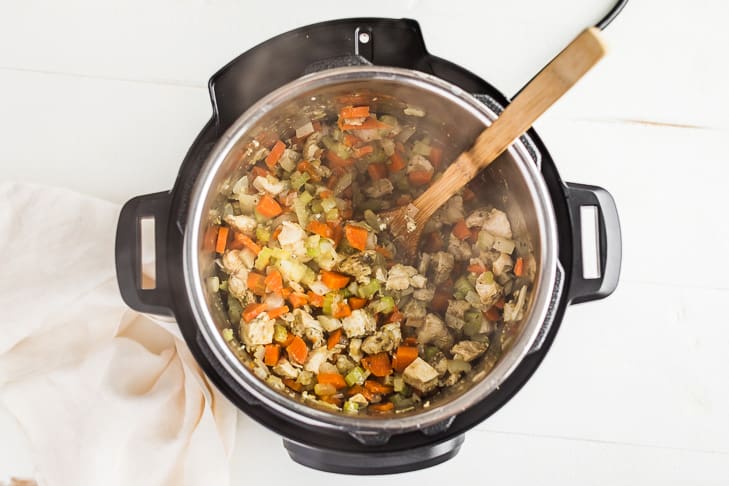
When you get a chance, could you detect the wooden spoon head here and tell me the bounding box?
[380,203,427,264]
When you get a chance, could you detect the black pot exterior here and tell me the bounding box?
[115,18,621,474]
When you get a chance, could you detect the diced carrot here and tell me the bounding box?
[430,146,444,168]
[306,220,333,239]
[387,307,404,324]
[264,269,283,293]
[266,305,289,320]
[263,344,280,366]
[286,335,308,364]
[281,287,292,299]
[321,271,350,290]
[250,165,269,179]
[288,292,309,309]
[367,163,387,181]
[341,204,353,219]
[332,302,352,318]
[283,378,303,392]
[317,372,347,389]
[388,152,406,173]
[429,292,450,313]
[423,231,444,252]
[467,264,487,274]
[355,145,375,158]
[364,380,394,395]
[231,232,261,255]
[349,297,367,310]
[307,291,324,307]
[485,307,501,321]
[256,195,283,218]
[340,105,370,119]
[495,298,505,309]
[265,140,286,168]
[395,194,412,206]
[344,225,368,251]
[392,346,419,373]
[452,219,471,240]
[342,133,360,147]
[329,222,343,246]
[470,227,480,242]
[325,150,354,169]
[514,257,524,277]
[320,395,343,407]
[242,302,267,322]
[374,245,393,260]
[403,336,418,346]
[346,384,375,401]
[203,225,218,253]
[463,186,477,201]
[215,226,229,254]
[408,169,433,186]
[281,332,295,347]
[327,328,343,350]
[369,401,395,413]
[271,226,282,241]
[319,191,333,201]
[361,352,392,377]
[246,272,267,296]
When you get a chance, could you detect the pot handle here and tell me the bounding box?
[564,182,622,304]
[115,191,174,316]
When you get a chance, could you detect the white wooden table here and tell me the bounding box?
[2,0,728,483]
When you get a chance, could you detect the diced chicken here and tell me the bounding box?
[448,233,472,261]
[430,352,449,377]
[336,355,356,374]
[503,285,528,322]
[277,221,307,246]
[402,357,440,393]
[349,338,363,362]
[492,252,514,277]
[409,274,427,289]
[349,393,369,407]
[337,251,378,283]
[364,178,394,198]
[317,315,342,332]
[291,309,323,342]
[351,128,381,142]
[475,272,503,309]
[403,299,427,327]
[295,121,315,139]
[224,214,257,235]
[303,132,323,160]
[304,327,325,349]
[430,252,455,285]
[273,358,300,380]
[465,208,490,228]
[253,175,287,196]
[440,195,464,225]
[417,314,453,351]
[482,209,513,239]
[418,252,431,276]
[413,286,435,302]
[407,154,434,174]
[278,148,301,172]
[445,299,471,331]
[386,264,418,291]
[450,340,489,362]
[227,273,250,302]
[240,313,275,347]
[341,309,376,338]
[304,347,329,373]
[361,323,402,354]
[297,370,315,386]
[222,249,252,274]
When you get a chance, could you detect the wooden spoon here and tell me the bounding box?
[383,27,607,261]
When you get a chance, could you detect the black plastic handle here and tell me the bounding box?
[564,182,622,304]
[115,191,174,316]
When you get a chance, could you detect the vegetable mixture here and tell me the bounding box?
[209,103,535,415]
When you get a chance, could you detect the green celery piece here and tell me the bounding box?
[357,280,381,299]
[345,366,367,387]
[343,400,360,414]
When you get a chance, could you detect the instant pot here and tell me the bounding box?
[115,18,622,474]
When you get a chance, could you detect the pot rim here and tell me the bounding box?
[183,66,560,434]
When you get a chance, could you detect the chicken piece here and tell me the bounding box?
[253,175,287,196]
[341,309,376,338]
[349,338,363,362]
[222,249,253,274]
[448,233,472,261]
[291,309,323,338]
[413,286,435,302]
[349,392,369,407]
[278,148,301,172]
[386,264,418,291]
[303,132,323,160]
[277,221,307,246]
[365,178,394,198]
[296,370,315,387]
[227,272,251,302]
[224,214,257,235]
[317,315,342,332]
[351,128,381,142]
[445,299,471,331]
[337,251,379,283]
[503,285,528,322]
[304,327,325,349]
[465,208,490,228]
[402,357,440,393]
[403,299,427,327]
[407,154,434,174]
[336,354,356,374]
[240,313,275,347]
[409,274,427,289]
[475,272,503,309]
[430,252,455,285]
[429,351,449,377]
[273,358,300,380]
[492,253,514,278]
[303,347,329,373]
[418,252,431,276]
[450,340,489,362]
[361,323,402,355]
[440,195,464,225]
[417,314,454,351]
[482,209,513,239]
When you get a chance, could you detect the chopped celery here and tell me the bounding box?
[218,280,228,292]
[255,247,273,271]
[227,294,242,324]
[369,295,395,314]
[311,200,324,214]
[302,268,317,287]
[293,197,309,227]
[446,359,472,374]
[481,271,495,284]
[357,279,381,299]
[274,324,289,344]
[345,366,367,387]
[424,345,440,361]
[343,400,360,414]
[389,393,415,409]
[453,276,474,299]
[412,140,432,156]
[255,226,270,244]
[325,208,340,221]
[222,328,234,342]
[299,191,314,205]
[306,235,321,257]
[322,293,336,315]
[276,258,308,283]
[321,197,337,212]
[463,310,486,337]
[393,375,407,393]
[290,171,310,191]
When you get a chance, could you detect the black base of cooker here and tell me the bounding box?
[283,434,465,475]
[115,17,621,475]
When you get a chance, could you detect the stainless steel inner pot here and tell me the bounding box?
[183,66,560,435]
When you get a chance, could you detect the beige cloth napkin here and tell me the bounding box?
[0,183,237,486]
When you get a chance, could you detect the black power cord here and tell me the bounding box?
[595,0,629,30]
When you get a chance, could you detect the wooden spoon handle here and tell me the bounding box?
[412,27,607,223]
